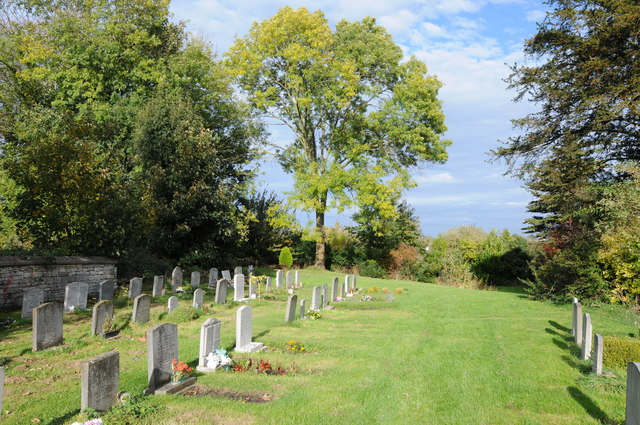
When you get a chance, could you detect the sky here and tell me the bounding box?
[169,0,549,237]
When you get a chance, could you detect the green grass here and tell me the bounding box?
[0,268,636,424]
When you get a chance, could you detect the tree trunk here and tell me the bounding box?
[314,209,326,269]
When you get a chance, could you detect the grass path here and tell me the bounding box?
[0,269,635,424]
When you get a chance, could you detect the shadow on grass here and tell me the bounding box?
[552,337,569,350]
[255,329,270,339]
[561,355,592,374]
[549,320,571,333]
[567,386,620,425]
[545,327,562,337]
[47,409,80,425]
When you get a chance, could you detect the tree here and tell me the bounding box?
[226,7,449,268]
[279,247,293,268]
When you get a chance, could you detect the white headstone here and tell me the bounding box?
[285,295,298,323]
[331,277,339,300]
[222,270,232,281]
[235,306,264,352]
[345,275,351,292]
[300,299,306,319]
[167,296,178,313]
[295,270,300,287]
[286,271,293,287]
[197,318,221,371]
[21,287,45,318]
[581,313,593,360]
[64,282,89,312]
[234,266,243,276]
[215,279,228,304]
[265,276,272,292]
[574,303,583,346]
[322,284,328,307]
[193,288,204,309]
[572,298,579,337]
[233,274,245,301]
[276,270,284,289]
[311,286,321,310]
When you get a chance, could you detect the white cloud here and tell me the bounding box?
[415,172,456,184]
[526,9,547,23]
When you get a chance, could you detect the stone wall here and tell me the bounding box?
[0,256,117,309]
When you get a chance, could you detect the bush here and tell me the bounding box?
[166,306,200,323]
[359,260,386,278]
[279,247,293,268]
[603,336,640,369]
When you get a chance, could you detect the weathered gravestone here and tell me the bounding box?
[64,282,89,312]
[33,302,63,351]
[208,268,218,287]
[197,318,221,371]
[129,277,143,299]
[191,271,201,287]
[146,323,178,394]
[193,289,204,309]
[99,280,114,301]
[331,278,339,301]
[21,287,44,319]
[265,277,272,292]
[322,285,328,308]
[300,299,306,319]
[234,266,243,276]
[81,351,119,412]
[222,270,232,281]
[344,275,351,292]
[235,306,264,352]
[593,333,603,375]
[0,366,3,416]
[574,302,583,346]
[91,300,114,336]
[286,271,293,287]
[215,280,228,304]
[172,267,183,293]
[295,270,300,287]
[132,294,151,324]
[627,362,640,425]
[342,282,347,297]
[285,295,298,323]
[152,276,164,297]
[311,286,321,310]
[233,274,245,301]
[249,280,257,299]
[581,313,593,360]
[352,275,357,290]
[276,270,283,289]
[572,299,578,337]
[167,296,178,313]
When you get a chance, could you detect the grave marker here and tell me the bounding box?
[593,333,603,375]
[21,287,44,319]
[331,278,339,301]
[215,279,228,304]
[295,270,300,287]
[209,268,219,287]
[152,276,164,297]
[285,295,298,323]
[64,282,89,312]
[300,299,306,319]
[191,271,201,287]
[91,300,114,336]
[627,362,640,425]
[222,270,232,281]
[248,265,255,276]
[322,284,328,307]
[345,275,351,292]
[172,267,183,292]
[574,302,583,346]
[197,318,221,371]
[572,299,578,337]
[234,274,245,301]
[81,351,119,412]
[129,277,142,299]
[286,271,293,287]
[311,286,321,310]
[146,323,179,394]
[193,288,204,309]
[168,296,178,313]
[99,280,114,301]
[235,306,264,352]
[581,313,592,360]
[33,302,63,351]
[249,280,257,299]
[234,266,243,276]
[132,294,151,324]
[276,270,283,289]
[352,275,357,290]
[265,276,272,292]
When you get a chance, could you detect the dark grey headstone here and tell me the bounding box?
[132,294,151,324]
[571,298,578,336]
[167,296,178,313]
[172,267,183,292]
[215,279,228,304]
[627,362,640,425]
[91,300,114,336]
[191,271,201,287]
[21,287,44,318]
[593,333,603,375]
[33,302,63,351]
[285,295,298,323]
[129,277,143,299]
[152,276,164,297]
[192,288,204,309]
[146,323,178,393]
[64,282,89,312]
[81,351,119,412]
[99,280,114,301]
[208,268,218,287]
[197,318,221,370]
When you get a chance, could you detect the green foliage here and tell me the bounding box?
[101,394,160,424]
[166,306,200,323]
[358,260,386,279]
[226,7,449,267]
[603,337,640,369]
[279,247,294,268]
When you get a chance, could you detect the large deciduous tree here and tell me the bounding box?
[226,7,449,268]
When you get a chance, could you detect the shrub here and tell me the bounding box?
[279,247,293,268]
[367,286,379,293]
[381,287,390,294]
[359,259,386,278]
[603,337,640,369]
[395,287,403,294]
[166,306,200,322]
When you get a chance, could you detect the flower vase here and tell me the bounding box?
[171,374,187,384]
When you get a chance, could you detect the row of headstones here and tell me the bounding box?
[171,266,256,289]
[284,276,356,323]
[571,299,604,375]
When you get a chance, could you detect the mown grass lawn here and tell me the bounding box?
[0,268,636,424]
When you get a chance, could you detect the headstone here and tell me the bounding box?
[132,294,151,325]
[249,280,257,299]
[191,271,201,287]
[627,362,640,425]
[233,274,245,301]
[235,306,264,352]
[574,302,583,346]
[295,270,300,287]
[32,302,63,351]
[129,277,142,299]
[64,282,89,312]
[581,313,592,360]
[99,280,114,301]
[300,299,306,319]
[152,276,164,297]
[208,268,219,287]
[91,300,114,336]
[222,270,232,281]
[593,333,603,375]
[215,279,228,304]
[572,298,579,337]
[265,276,272,292]
[167,296,178,313]
[341,282,347,297]
[234,266,243,276]
[345,275,351,292]
[248,265,255,276]
[81,351,119,412]
[197,318,221,371]
[311,286,321,310]
[286,271,293,287]
[146,323,179,393]
[172,266,183,292]
[322,284,328,307]
[21,287,45,318]
[285,295,298,323]
[352,275,357,290]
[275,270,283,289]
[0,366,3,416]
[193,288,204,309]
[331,278,339,300]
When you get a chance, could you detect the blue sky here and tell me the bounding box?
[170,0,549,237]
